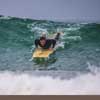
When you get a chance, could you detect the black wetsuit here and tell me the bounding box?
[35,39,56,49]
[35,33,60,49]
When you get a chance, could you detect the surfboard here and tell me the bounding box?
[33,32,63,58]
[33,49,54,58]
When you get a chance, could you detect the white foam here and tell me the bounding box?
[65,36,82,41]
[66,27,80,31]
[0,16,11,20]
[27,23,48,34]
[0,67,100,95]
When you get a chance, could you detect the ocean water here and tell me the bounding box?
[0,15,100,95]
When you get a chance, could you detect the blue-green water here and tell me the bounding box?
[0,16,100,72]
[0,16,100,95]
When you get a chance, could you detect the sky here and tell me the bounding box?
[0,0,100,22]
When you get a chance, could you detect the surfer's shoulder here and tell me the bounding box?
[35,39,40,44]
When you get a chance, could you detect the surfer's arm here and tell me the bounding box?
[35,39,39,48]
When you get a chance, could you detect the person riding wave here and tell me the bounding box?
[35,32,61,50]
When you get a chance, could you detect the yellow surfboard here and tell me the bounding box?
[33,49,54,58]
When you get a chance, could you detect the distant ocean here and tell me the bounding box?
[0,15,100,95]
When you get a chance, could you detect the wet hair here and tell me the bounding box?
[40,36,46,40]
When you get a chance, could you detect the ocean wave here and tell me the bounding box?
[0,65,100,95]
[0,15,100,71]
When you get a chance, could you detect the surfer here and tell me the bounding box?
[34,32,60,50]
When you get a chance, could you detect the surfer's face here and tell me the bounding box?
[40,39,46,46]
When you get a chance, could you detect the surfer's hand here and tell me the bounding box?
[49,48,53,50]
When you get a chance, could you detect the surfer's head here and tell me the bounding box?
[40,37,46,46]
